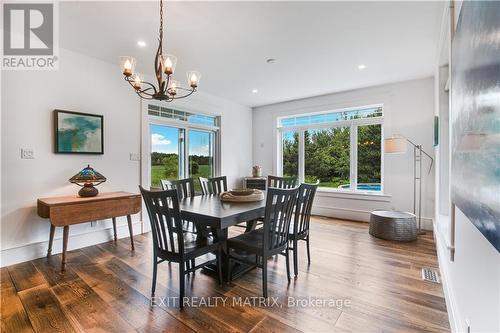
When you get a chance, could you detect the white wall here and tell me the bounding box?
[252,77,435,225]
[433,2,500,332]
[0,48,252,267]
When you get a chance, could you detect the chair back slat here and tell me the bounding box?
[199,176,227,195]
[294,183,318,236]
[161,178,195,199]
[140,186,184,256]
[267,175,297,189]
[262,187,298,252]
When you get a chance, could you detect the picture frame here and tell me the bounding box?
[54,110,104,154]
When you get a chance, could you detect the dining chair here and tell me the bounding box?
[160,178,200,270]
[288,182,318,277]
[139,186,222,308]
[267,175,297,189]
[246,175,298,232]
[199,176,227,195]
[226,187,298,298]
[161,178,195,199]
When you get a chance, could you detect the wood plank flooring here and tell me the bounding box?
[1,217,450,332]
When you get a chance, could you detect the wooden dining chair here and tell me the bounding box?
[226,187,298,298]
[267,175,297,189]
[199,176,227,195]
[161,178,195,199]
[246,175,298,232]
[288,182,318,277]
[161,179,196,232]
[139,186,222,308]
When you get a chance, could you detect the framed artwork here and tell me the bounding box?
[54,110,104,154]
[451,1,500,252]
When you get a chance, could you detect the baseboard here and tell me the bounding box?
[0,222,142,267]
[435,228,462,333]
[312,205,434,231]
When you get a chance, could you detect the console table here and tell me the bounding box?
[37,191,141,271]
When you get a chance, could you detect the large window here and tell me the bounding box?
[305,127,350,188]
[148,105,219,189]
[278,106,383,192]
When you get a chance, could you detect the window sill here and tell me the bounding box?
[316,188,392,202]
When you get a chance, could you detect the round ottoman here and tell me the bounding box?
[369,210,417,242]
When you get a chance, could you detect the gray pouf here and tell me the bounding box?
[369,210,417,242]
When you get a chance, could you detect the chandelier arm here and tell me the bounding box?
[135,92,155,100]
[169,88,196,100]
[125,76,158,94]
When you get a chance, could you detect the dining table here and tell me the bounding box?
[178,193,266,280]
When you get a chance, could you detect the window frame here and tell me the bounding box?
[277,104,384,194]
[143,102,221,189]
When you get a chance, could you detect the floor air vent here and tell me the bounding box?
[422,268,440,283]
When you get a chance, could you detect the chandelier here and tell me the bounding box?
[119,0,200,101]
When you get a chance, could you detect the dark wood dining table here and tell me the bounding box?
[178,194,266,280]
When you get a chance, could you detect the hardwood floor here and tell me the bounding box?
[1,217,450,332]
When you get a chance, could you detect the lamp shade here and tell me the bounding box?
[384,137,407,154]
[69,165,106,185]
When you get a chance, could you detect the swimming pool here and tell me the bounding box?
[339,183,381,191]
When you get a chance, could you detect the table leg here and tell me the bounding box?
[61,226,69,272]
[245,219,258,233]
[112,217,117,241]
[127,215,135,251]
[47,224,56,257]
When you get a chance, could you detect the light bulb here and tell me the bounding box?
[123,59,132,76]
[164,57,173,74]
[189,73,198,87]
[133,74,142,90]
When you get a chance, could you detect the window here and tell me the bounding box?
[278,105,383,192]
[148,105,219,189]
[304,127,350,188]
[188,130,215,192]
[282,131,299,178]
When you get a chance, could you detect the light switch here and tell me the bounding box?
[130,153,141,161]
[21,148,34,159]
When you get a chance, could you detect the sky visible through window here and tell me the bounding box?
[151,124,210,156]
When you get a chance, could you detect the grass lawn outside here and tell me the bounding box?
[151,164,211,193]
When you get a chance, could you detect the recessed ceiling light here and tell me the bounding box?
[252,89,258,94]
[358,64,366,70]
[137,40,146,47]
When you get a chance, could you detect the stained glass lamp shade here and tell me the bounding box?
[69,165,106,197]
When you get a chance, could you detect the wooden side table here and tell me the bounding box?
[37,191,141,271]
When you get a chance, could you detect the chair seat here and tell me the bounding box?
[184,236,218,259]
[157,233,218,261]
[227,229,264,255]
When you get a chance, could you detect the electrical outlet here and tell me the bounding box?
[130,152,141,161]
[21,148,34,159]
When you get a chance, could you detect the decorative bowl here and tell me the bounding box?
[229,189,255,196]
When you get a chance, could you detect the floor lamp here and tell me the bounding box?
[384,136,434,235]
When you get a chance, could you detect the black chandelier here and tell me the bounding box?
[119,0,200,101]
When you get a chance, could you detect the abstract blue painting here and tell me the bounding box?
[54,110,104,154]
[451,1,500,251]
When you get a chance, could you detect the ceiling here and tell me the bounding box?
[60,1,443,107]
